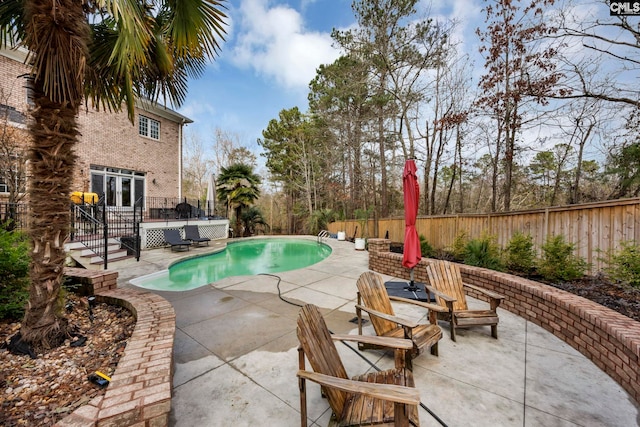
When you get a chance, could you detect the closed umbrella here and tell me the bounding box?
[402,159,421,291]
[206,174,216,217]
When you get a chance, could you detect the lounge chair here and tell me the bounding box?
[297,304,420,427]
[425,260,505,341]
[184,225,210,246]
[356,271,444,363]
[163,229,191,252]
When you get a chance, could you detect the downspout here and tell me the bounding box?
[178,119,185,199]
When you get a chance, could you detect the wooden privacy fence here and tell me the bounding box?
[328,198,640,272]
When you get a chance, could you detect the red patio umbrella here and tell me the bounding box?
[402,159,421,290]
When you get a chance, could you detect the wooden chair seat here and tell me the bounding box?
[377,324,442,353]
[339,370,419,427]
[426,260,505,341]
[356,271,444,364]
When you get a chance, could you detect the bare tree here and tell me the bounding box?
[555,1,640,108]
[182,130,214,201]
[0,88,29,206]
[476,0,565,211]
[211,127,256,174]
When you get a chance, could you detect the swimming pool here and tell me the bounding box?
[131,238,332,291]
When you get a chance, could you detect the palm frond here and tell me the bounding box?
[0,0,26,49]
[23,0,90,106]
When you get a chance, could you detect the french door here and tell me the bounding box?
[90,166,145,208]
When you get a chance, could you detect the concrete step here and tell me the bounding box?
[66,237,137,270]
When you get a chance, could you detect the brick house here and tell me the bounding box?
[0,46,192,211]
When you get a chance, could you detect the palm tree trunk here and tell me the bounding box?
[18,0,88,351]
[20,79,79,350]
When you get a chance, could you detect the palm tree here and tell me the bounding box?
[216,163,261,236]
[240,207,268,237]
[0,0,227,350]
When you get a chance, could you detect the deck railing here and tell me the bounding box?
[0,202,28,231]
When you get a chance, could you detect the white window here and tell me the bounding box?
[0,164,26,194]
[139,115,160,140]
[0,176,8,193]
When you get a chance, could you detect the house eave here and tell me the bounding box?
[135,99,193,124]
[0,45,29,64]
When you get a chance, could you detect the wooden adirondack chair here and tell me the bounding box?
[425,260,505,341]
[297,304,420,427]
[355,271,443,362]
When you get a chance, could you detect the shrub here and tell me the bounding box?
[537,235,588,282]
[464,235,504,271]
[450,230,468,262]
[505,232,536,275]
[0,229,30,320]
[603,240,640,288]
[307,209,336,235]
[419,234,434,258]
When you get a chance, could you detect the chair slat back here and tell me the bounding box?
[163,229,181,242]
[356,272,398,336]
[297,304,349,417]
[426,260,468,311]
[184,225,199,239]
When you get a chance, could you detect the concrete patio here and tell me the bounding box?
[111,237,640,426]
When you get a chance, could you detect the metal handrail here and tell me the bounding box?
[317,230,330,243]
[69,193,142,268]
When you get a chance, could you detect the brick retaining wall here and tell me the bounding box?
[57,269,176,427]
[367,238,640,405]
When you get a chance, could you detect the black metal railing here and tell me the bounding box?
[0,202,28,231]
[146,197,218,220]
[5,195,225,267]
[70,193,142,269]
[114,197,143,262]
[70,201,106,267]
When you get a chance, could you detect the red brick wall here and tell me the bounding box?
[0,51,182,201]
[75,108,181,199]
[368,238,640,405]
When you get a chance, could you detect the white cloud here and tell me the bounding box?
[229,0,340,89]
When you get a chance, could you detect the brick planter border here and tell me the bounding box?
[57,268,176,427]
[367,238,640,404]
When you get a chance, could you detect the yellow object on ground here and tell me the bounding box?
[70,191,98,204]
[95,371,111,382]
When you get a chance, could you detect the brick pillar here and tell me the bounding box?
[368,238,390,254]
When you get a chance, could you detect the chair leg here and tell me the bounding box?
[449,313,457,342]
[430,342,438,357]
[491,324,498,339]
[299,376,307,427]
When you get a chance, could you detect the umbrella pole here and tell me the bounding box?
[406,268,419,291]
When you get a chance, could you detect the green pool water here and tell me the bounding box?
[131,238,332,291]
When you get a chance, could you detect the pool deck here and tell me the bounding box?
[111,236,640,427]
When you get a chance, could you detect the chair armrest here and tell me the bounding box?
[462,282,505,300]
[388,296,448,313]
[331,333,414,350]
[297,371,420,405]
[424,285,456,303]
[354,304,418,328]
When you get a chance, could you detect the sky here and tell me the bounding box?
[176,0,621,169]
[178,0,480,159]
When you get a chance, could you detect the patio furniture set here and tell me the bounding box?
[298,260,506,427]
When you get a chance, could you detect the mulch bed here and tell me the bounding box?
[543,275,640,322]
[0,294,134,427]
